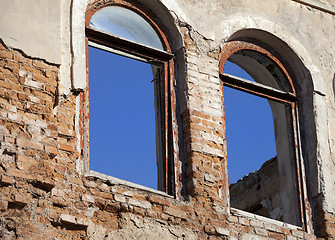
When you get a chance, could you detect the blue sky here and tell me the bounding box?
[223,61,277,183]
[89,46,157,188]
[88,46,277,189]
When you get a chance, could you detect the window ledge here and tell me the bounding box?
[86,170,173,198]
[230,208,303,231]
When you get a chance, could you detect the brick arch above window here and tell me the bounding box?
[219,41,296,99]
[219,40,313,231]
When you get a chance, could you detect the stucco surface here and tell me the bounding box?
[69,0,335,213]
[0,0,335,239]
[1,0,332,214]
[0,0,61,64]
[159,0,335,212]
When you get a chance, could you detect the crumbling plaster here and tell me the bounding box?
[0,0,73,95]
[68,0,335,213]
[70,0,335,94]
[1,0,335,224]
[0,0,61,64]
[171,0,335,215]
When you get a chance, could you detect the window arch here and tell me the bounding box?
[81,0,175,195]
[219,41,311,229]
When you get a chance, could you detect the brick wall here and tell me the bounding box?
[230,157,282,221]
[0,37,326,239]
[314,202,335,238]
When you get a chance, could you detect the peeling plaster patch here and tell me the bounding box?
[60,0,72,96]
[72,0,89,91]
[314,92,335,211]
[0,0,61,63]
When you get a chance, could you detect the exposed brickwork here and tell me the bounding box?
[313,201,335,238]
[0,37,321,239]
[2,0,335,235]
[181,26,227,205]
[230,157,283,221]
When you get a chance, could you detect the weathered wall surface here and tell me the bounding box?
[0,0,61,64]
[0,32,316,240]
[161,0,335,230]
[0,0,335,239]
[230,157,283,222]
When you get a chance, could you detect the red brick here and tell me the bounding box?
[32,60,49,69]
[17,138,43,151]
[7,168,35,180]
[190,109,211,120]
[13,54,32,64]
[6,60,20,73]
[239,217,250,226]
[12,192,33,206]
[0,51,13,59]
[0,79,23,91]
[0,175,15,185]
[45,85,57,95]
[18,93,29,101]
[189,122,212,133]
[50,196,71,207]
[44,145,58,155]
[34,73,57,87]
[0,200,8,210]
[17,155,39,165]
[59,143,74,152]
[268,231,285,240]
[163,206,187,219]
[304,232,317,240]
[66,175,83,185]
[204,225,216,234]
[20,64,43,75]
[57,112,74,123]
[147,196,171,206]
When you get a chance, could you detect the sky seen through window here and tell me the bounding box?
[89,47,277,189]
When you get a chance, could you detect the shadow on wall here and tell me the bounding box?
[225,29,317,230]
[229,156,283,221]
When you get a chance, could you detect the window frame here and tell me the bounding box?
[81,0,176,195]
[219,41,312,232]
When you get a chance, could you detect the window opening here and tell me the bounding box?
[220,43,306,228]
[89,46,159,189]
[85,3,174,194]
[224,61,277,184]
[89,6,164,50]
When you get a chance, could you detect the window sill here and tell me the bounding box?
[230,207,303,231]
[85,170,174,198]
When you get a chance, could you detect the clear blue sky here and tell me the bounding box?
[89,46,277,189]
[89,46,157,188]
[223,61,277,183]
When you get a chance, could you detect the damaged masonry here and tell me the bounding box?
[0,0,335,239]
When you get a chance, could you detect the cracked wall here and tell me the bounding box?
[0,0,335,239]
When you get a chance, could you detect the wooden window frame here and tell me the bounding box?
[81,0,176,195]
[219,41,313,232]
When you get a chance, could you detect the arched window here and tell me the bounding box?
[219,41,309,228]
[83,1,175,195]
